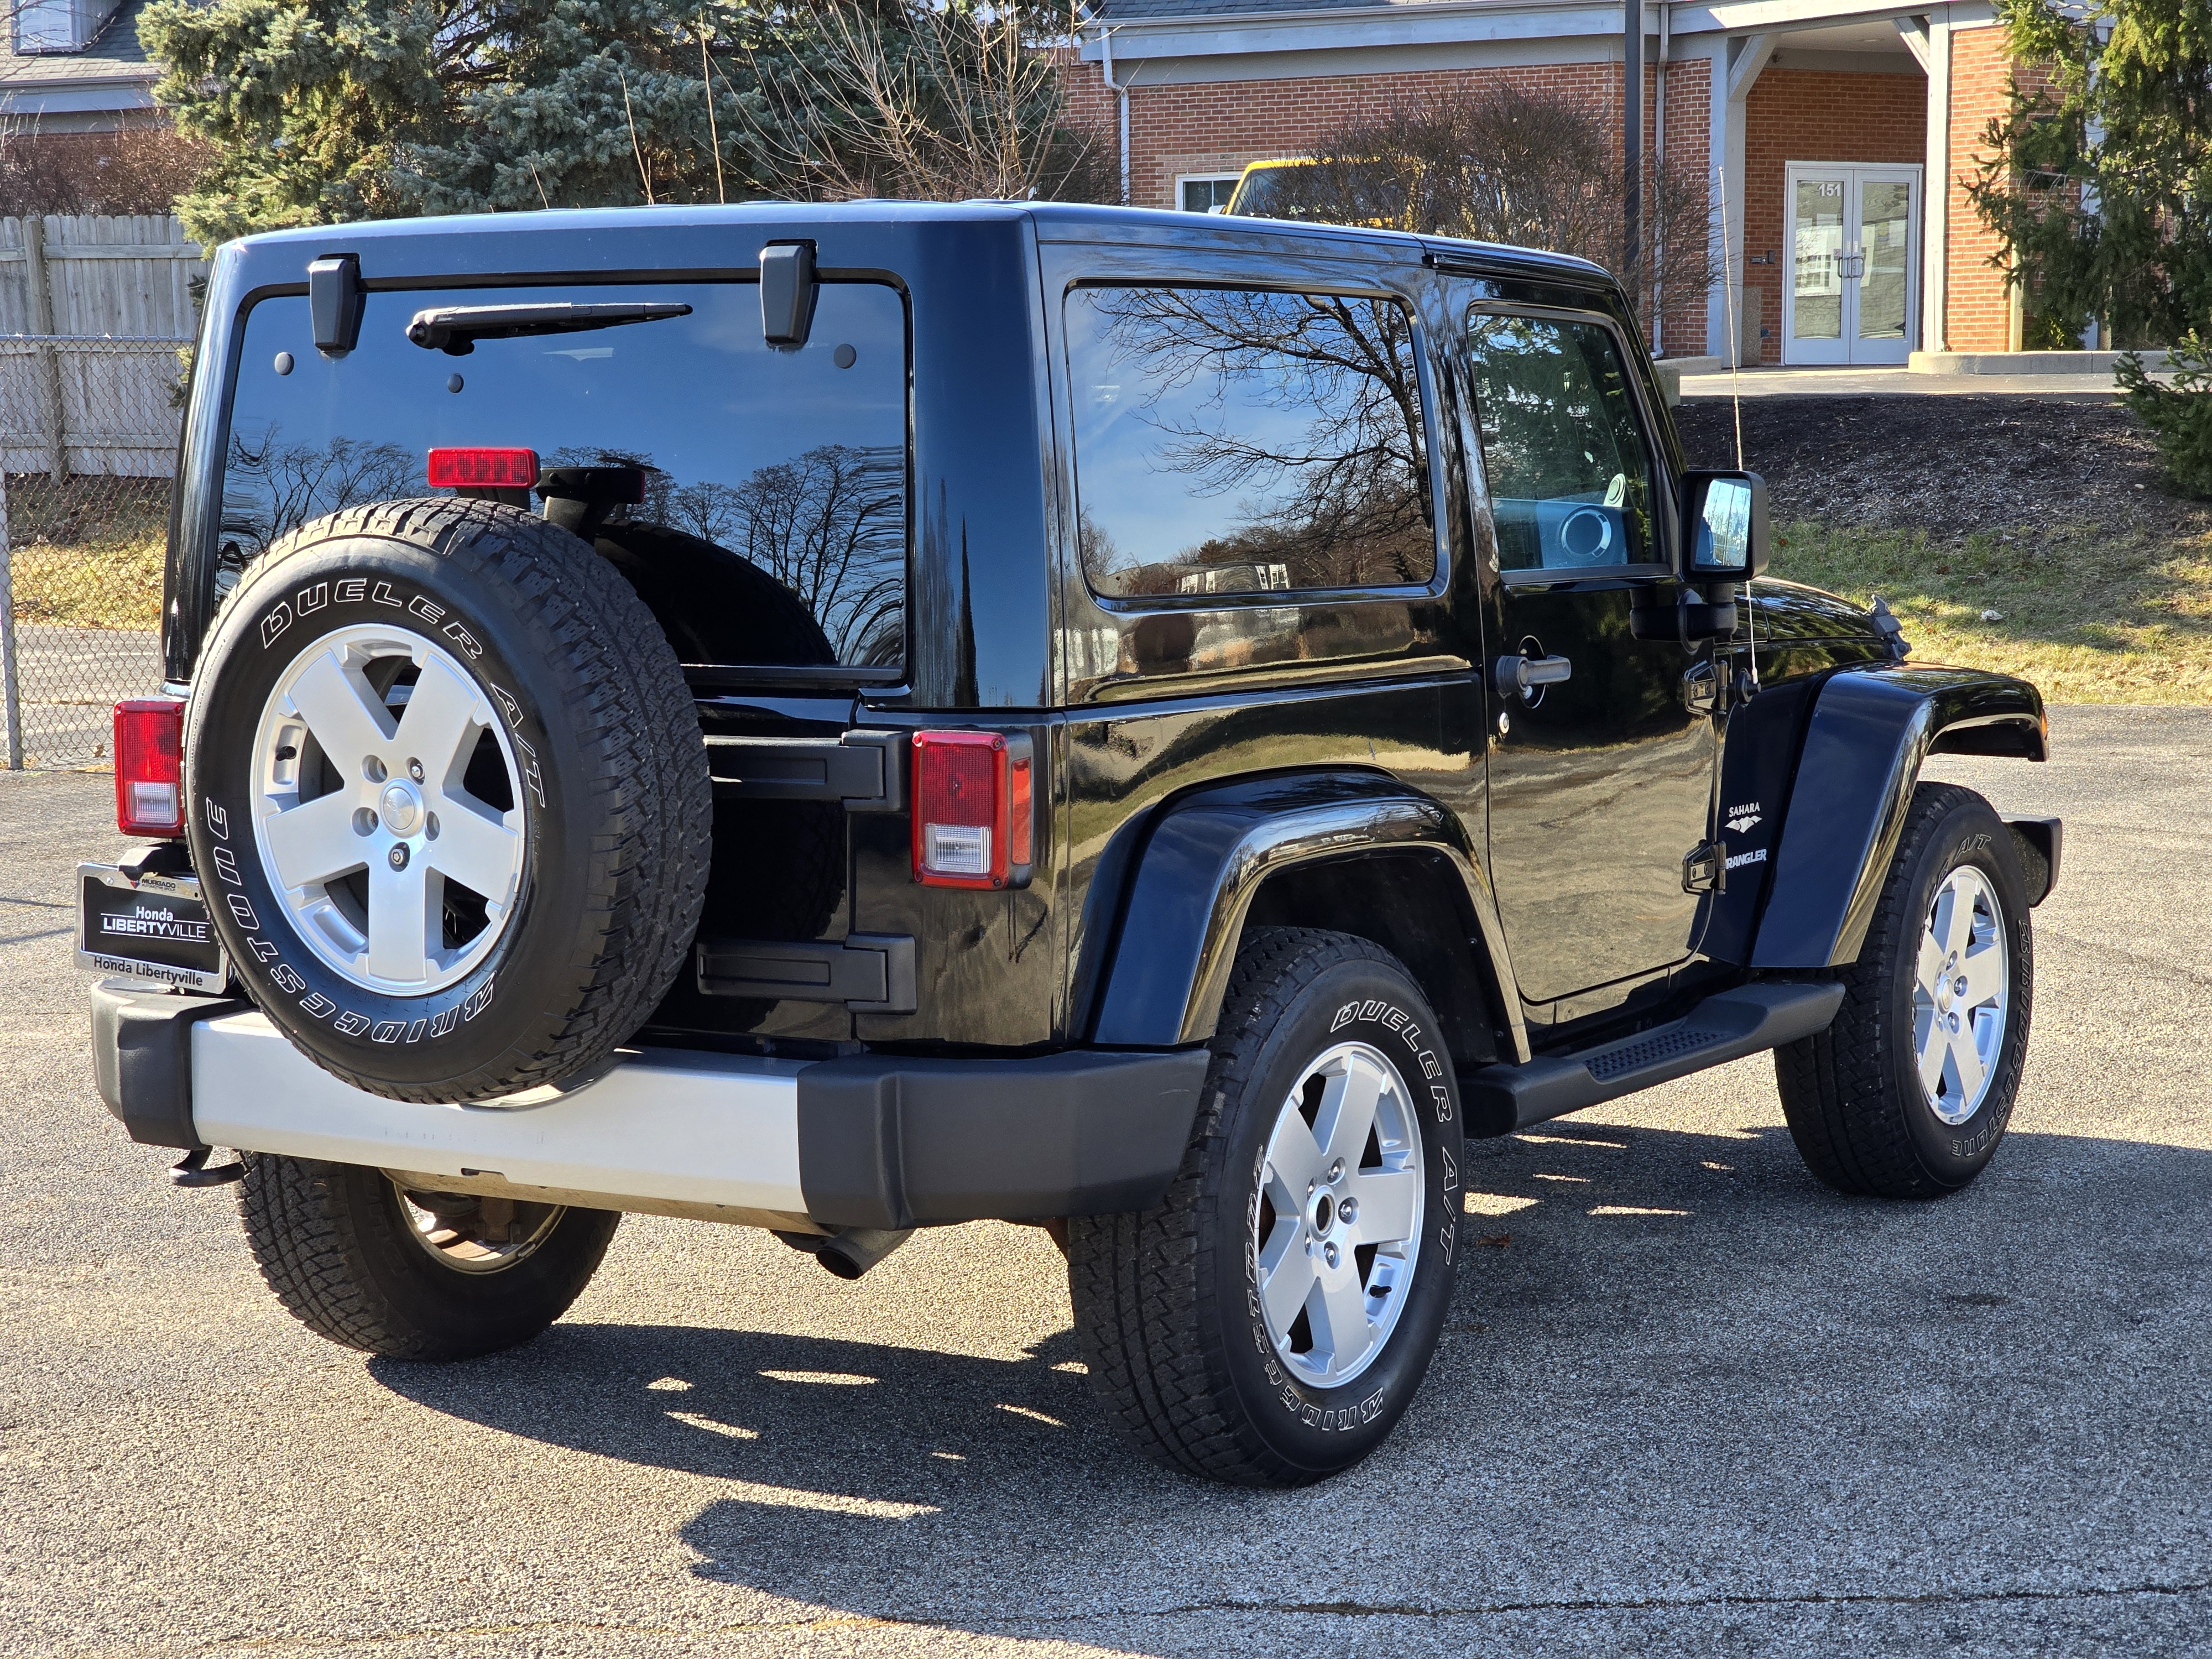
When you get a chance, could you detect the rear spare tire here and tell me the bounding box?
[184,498,710,1103]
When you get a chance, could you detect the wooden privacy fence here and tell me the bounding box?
[0,216,205,767]
[0,214,205,340]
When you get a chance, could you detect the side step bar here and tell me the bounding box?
[1463,982,1846,1133]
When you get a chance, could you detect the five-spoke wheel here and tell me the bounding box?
[392,1183,565,1274]
[1253,1041,1425,1391]
[252,625,525,995]
[1070,928,1458,1487]
[184,497,711,1103]
[1912,866,2009,1126]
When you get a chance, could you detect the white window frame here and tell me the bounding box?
[1174,173,1243,214]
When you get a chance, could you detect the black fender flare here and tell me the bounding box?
[1751,665,2047,969]
[1085,771,1524,1057]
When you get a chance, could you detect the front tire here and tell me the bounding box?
[237,1153,619,1360]
[1069,928,1460,1486]
[1775,782,2033,1198]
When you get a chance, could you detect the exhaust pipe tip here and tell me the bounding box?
[781,1225,914,1280]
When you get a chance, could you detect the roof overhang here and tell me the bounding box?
[1078,0,1996,61]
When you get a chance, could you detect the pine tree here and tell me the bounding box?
[1966,0,2212,347]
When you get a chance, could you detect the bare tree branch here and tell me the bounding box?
[739,1,1110,203]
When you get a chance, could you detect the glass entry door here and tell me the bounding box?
[1784,163,1921,366]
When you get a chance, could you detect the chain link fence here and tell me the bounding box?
[0,334,185,768]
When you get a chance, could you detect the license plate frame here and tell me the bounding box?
[76,863,228,993]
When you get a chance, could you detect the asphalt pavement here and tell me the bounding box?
[2,705,2208,1658]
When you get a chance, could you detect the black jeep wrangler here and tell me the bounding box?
[84,201,2058,1488]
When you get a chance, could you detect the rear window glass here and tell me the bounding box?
[221,281,908,669]
[1065,285,1434,601]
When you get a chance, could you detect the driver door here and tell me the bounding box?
[1455,304,1720,1022]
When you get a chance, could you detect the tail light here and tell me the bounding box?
[911,730,1034,889]
[427,446,540,489]
[113,698,185,836]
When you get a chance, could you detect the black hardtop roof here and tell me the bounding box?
[226,199,1614,288]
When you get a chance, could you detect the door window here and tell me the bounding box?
[1463,312,1660,574]
[1065,285,1434,600]
[1792,177,1846,342]
[1858,177,1913,341]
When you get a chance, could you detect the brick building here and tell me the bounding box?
[1076,0,2038,364]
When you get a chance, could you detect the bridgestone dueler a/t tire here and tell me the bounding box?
[185,499,711,1103]
[237,1152,619,1359]
[1775,782,2033,1198]
[1068,928,1461,1488]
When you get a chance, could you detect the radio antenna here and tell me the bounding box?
[1718,164,1745,469]
[1714,165,1758,691]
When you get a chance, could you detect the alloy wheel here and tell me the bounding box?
[249,625,525,996]
[390,1181,565,1275]
[1250,1040,1426,1390]
[1912,865,2010,1126]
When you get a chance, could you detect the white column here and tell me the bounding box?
[1709,35,1774,364]
[1921,16,1952,355]
[1707,50,1734,359]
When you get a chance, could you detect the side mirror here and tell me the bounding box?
[1683,470,1769,582]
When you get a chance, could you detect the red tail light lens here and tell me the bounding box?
[427,446,539,489]
[911,730,1035,889]
[113,698,184,836]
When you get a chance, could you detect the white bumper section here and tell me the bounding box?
[191,1011,811,1224]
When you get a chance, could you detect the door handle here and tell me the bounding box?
[1494,654,1572,699]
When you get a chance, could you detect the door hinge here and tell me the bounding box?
[1682,658,1723,717]
[695,933,917,1013]
[1682,840,1727,894]
[702,729,904,812]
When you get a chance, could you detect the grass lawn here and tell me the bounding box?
[1678,393,2212,705]
[6,476,168,632]
[9,531,164,630]
[1769,517,2212,705]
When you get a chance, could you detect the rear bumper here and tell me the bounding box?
[88,981,1208,1228]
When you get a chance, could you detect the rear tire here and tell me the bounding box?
[1775,782,2033,1198]
[237,1153,618,1360]
[1068,928,1460,1487]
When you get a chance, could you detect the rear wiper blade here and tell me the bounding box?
[405,301,692,356]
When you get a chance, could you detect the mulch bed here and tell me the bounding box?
[1671,393,2209,543]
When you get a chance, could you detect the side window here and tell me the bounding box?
[1463,311,1661,574]
[1066,285,1434,601]
[1178,174,1240,212]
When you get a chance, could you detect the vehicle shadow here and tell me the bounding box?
[367,1118,2212,1639]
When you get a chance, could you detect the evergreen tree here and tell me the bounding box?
[1966,0,2212,347]
[139,0,1100,247]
